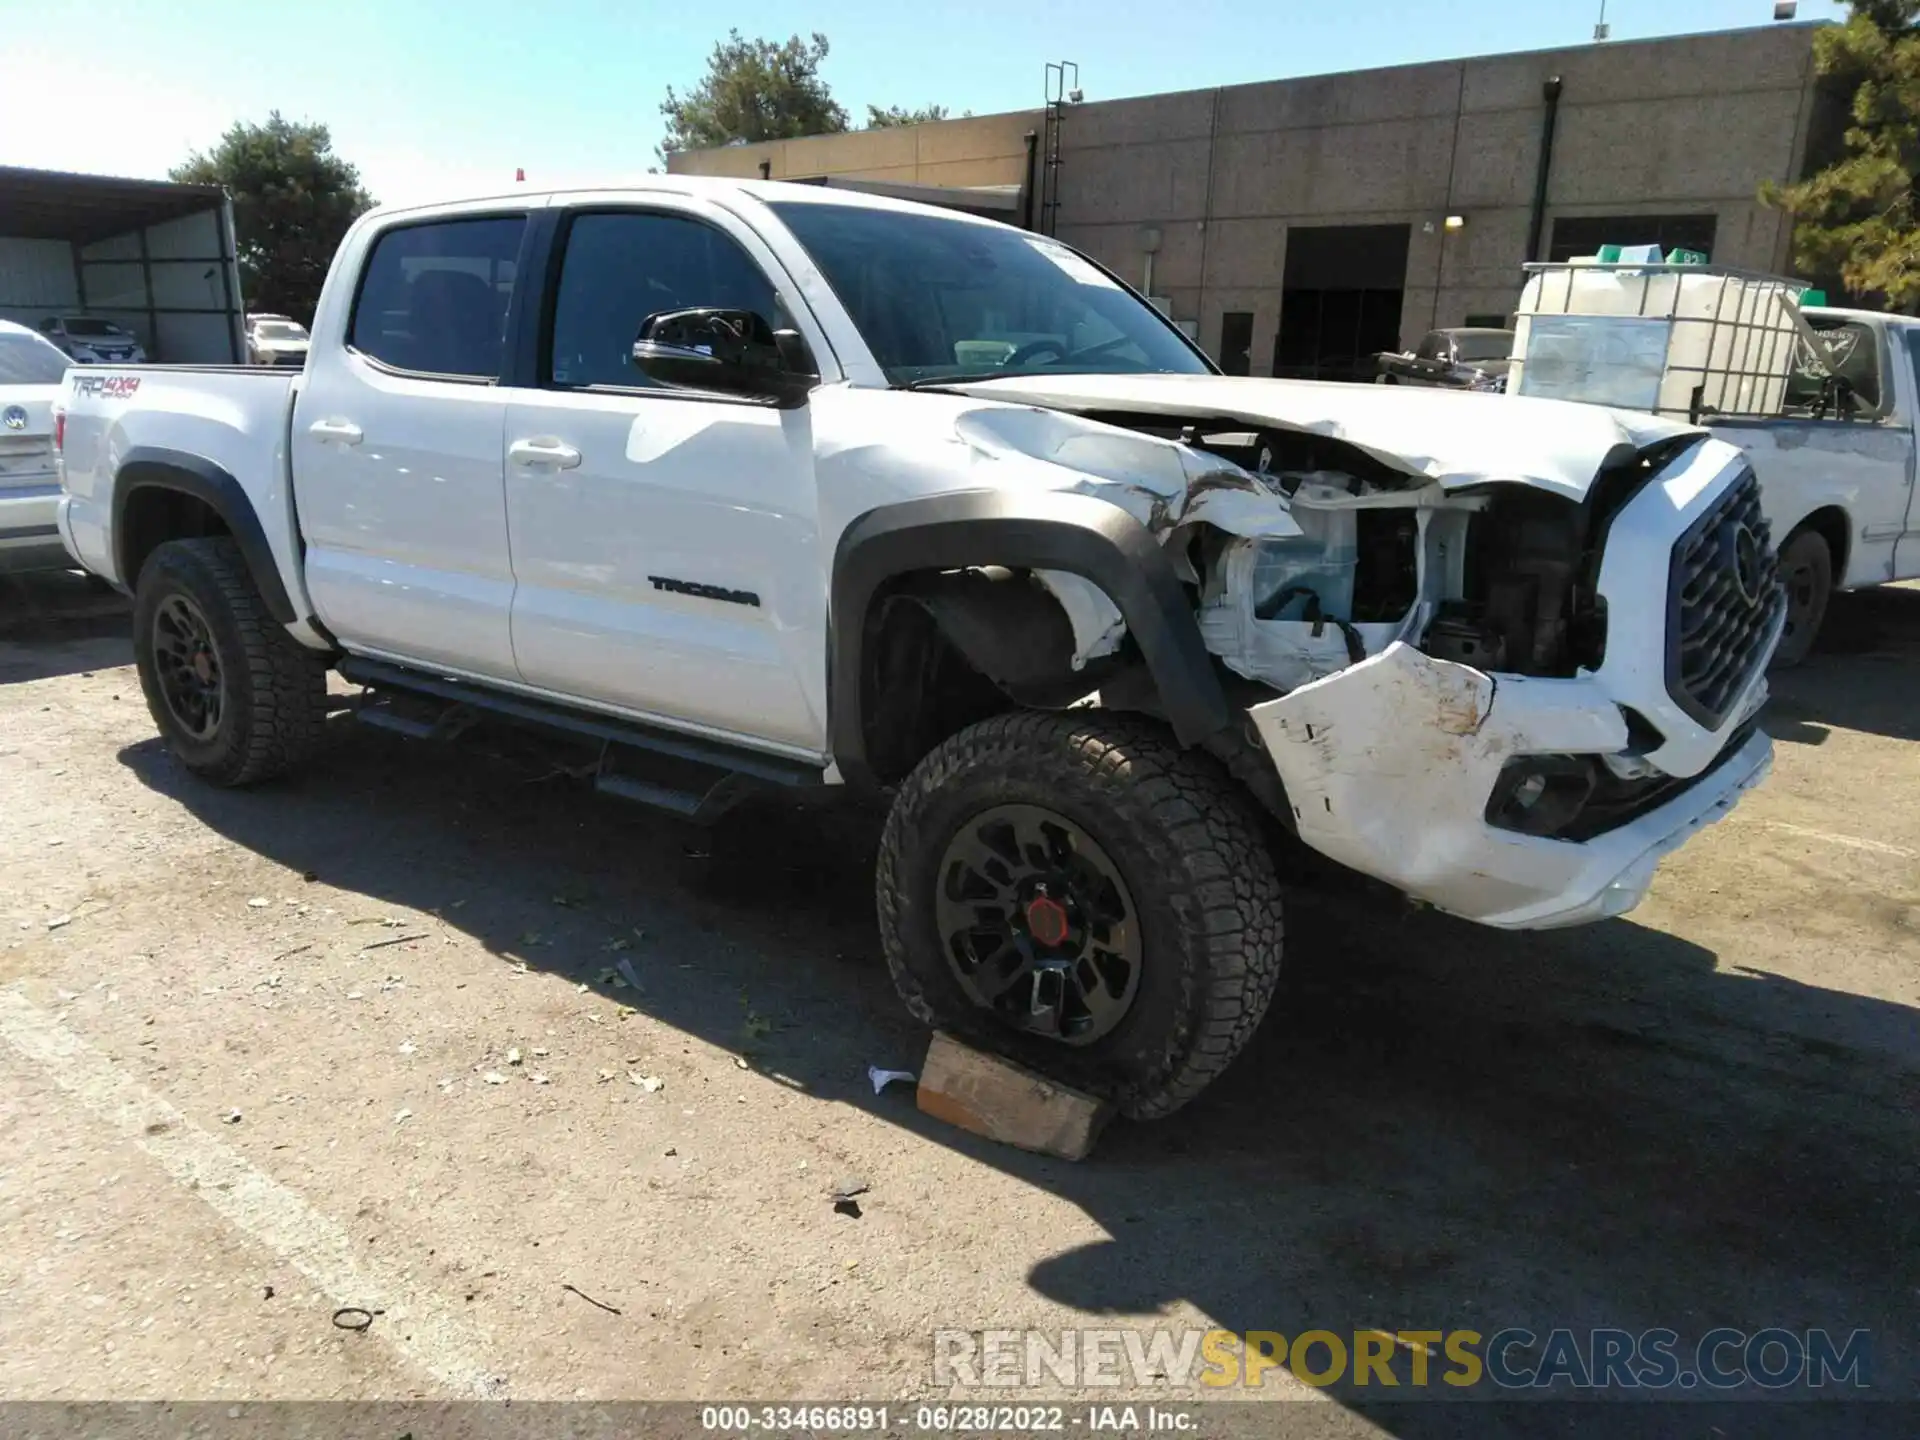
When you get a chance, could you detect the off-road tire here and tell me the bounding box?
[133,537,329,786]
[1771,528,1833,670]
[876,710,1285,1120]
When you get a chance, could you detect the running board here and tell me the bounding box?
[339,656,825,822]
[354,706,441,741]
[594,769,755,824]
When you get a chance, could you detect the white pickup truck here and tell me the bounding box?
[54,179,1782,1116]
[1711,306,1920,664]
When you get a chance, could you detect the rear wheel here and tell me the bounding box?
[133,537,329,786]
[876,711,1285,1119]
[1771,529,1833,669]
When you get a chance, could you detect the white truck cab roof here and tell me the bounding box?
[361,174,1015,229]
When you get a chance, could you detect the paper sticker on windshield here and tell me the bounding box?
[1026,239,1119,290]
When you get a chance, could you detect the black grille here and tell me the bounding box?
[1666,470,1784,727]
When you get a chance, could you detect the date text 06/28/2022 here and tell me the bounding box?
[700,1405,1200,1432]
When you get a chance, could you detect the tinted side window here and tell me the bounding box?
[548,212,781,389]
[1415,332,1443,360]
[350,216,525,379]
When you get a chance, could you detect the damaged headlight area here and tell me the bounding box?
[955,401,1688,721]
[1484,722,1759,843]
[1189,477,1459,694]
[1178,463,1626,700]
[1485,755,1597,838]
[1057,416,1651,699]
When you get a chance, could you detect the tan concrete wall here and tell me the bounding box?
[668,110,1038,187]
[669,25,1819,370]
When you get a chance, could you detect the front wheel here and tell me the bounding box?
[133,537,329,786]
[1771,529,1833,669]
[876,711,1285,1120]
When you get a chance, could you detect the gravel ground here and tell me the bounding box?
[0,570,1914,1437]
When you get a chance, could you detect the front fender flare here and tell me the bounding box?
[829,489,1234,788]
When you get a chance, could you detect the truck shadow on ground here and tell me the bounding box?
[115,709,1919,1435]
[1765,583,1920,746]
[0,571,130,685]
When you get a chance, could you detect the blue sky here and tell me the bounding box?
[1,0,1829,204]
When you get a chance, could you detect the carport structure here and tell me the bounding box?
[0,165,245,363]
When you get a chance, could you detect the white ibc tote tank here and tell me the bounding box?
[1511,262,1803,419]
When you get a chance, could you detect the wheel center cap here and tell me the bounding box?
[1024,895,1071,948]
[192,652,213,683]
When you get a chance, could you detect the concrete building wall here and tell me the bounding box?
[1053,24,1817,373]
[669,110,1039,190]
[670,24,1821,375]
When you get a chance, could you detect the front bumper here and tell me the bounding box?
[0,483,69,573]
[1248,642,1772,930]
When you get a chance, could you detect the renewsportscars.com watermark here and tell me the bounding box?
[933,1327,1872,1392]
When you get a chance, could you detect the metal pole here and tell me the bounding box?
[1526,77,1564,263]
[222,194,245,362]
[69,240,89,314]
[136,225,158,361]
[1021,131,1038,232]
[211,205,238,363]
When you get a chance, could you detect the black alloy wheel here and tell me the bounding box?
[933,802,1142,1046]
[150,593,226,741]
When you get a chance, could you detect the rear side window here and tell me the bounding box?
[350,216,526,379]
[547,211,781,389]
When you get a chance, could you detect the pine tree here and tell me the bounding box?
[1764,1,1920,308]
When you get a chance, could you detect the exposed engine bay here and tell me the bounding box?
[1164,419,1632,690]
[954,403,1675,698]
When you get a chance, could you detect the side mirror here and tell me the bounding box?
[630,307,818,408]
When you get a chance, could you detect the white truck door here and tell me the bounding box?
[293,211,528,678]
[1888,323,1920,581]
[1720,317,1912,589]
[499,203,827,756]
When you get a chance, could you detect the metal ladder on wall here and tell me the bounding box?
[1039,62,1078,238]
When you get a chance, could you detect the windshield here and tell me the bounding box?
[768,201,1210,386]
[0,332,71,385]
[255,322,307,341]
[1452,332,1513,363]
[61,318,123,338]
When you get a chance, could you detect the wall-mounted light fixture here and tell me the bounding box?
[1443,215,1467,232]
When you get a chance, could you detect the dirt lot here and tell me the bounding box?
[0,569,1914,1434]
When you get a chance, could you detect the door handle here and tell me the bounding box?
[508,437,582,470]
[308,418,363,445]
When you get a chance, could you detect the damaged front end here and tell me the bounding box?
[950,387,1781,929]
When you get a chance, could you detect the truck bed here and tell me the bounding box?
[58,365,303,599]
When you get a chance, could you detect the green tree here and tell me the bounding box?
[660,31,849,156]
[171,113,373,323]
[866,104,968,128]
[1763,1,1920,307]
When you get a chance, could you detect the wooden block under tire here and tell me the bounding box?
[916,1031,1113,1161]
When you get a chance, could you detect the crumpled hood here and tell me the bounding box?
[957,372,1698,502]
[951,403,1302,539]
